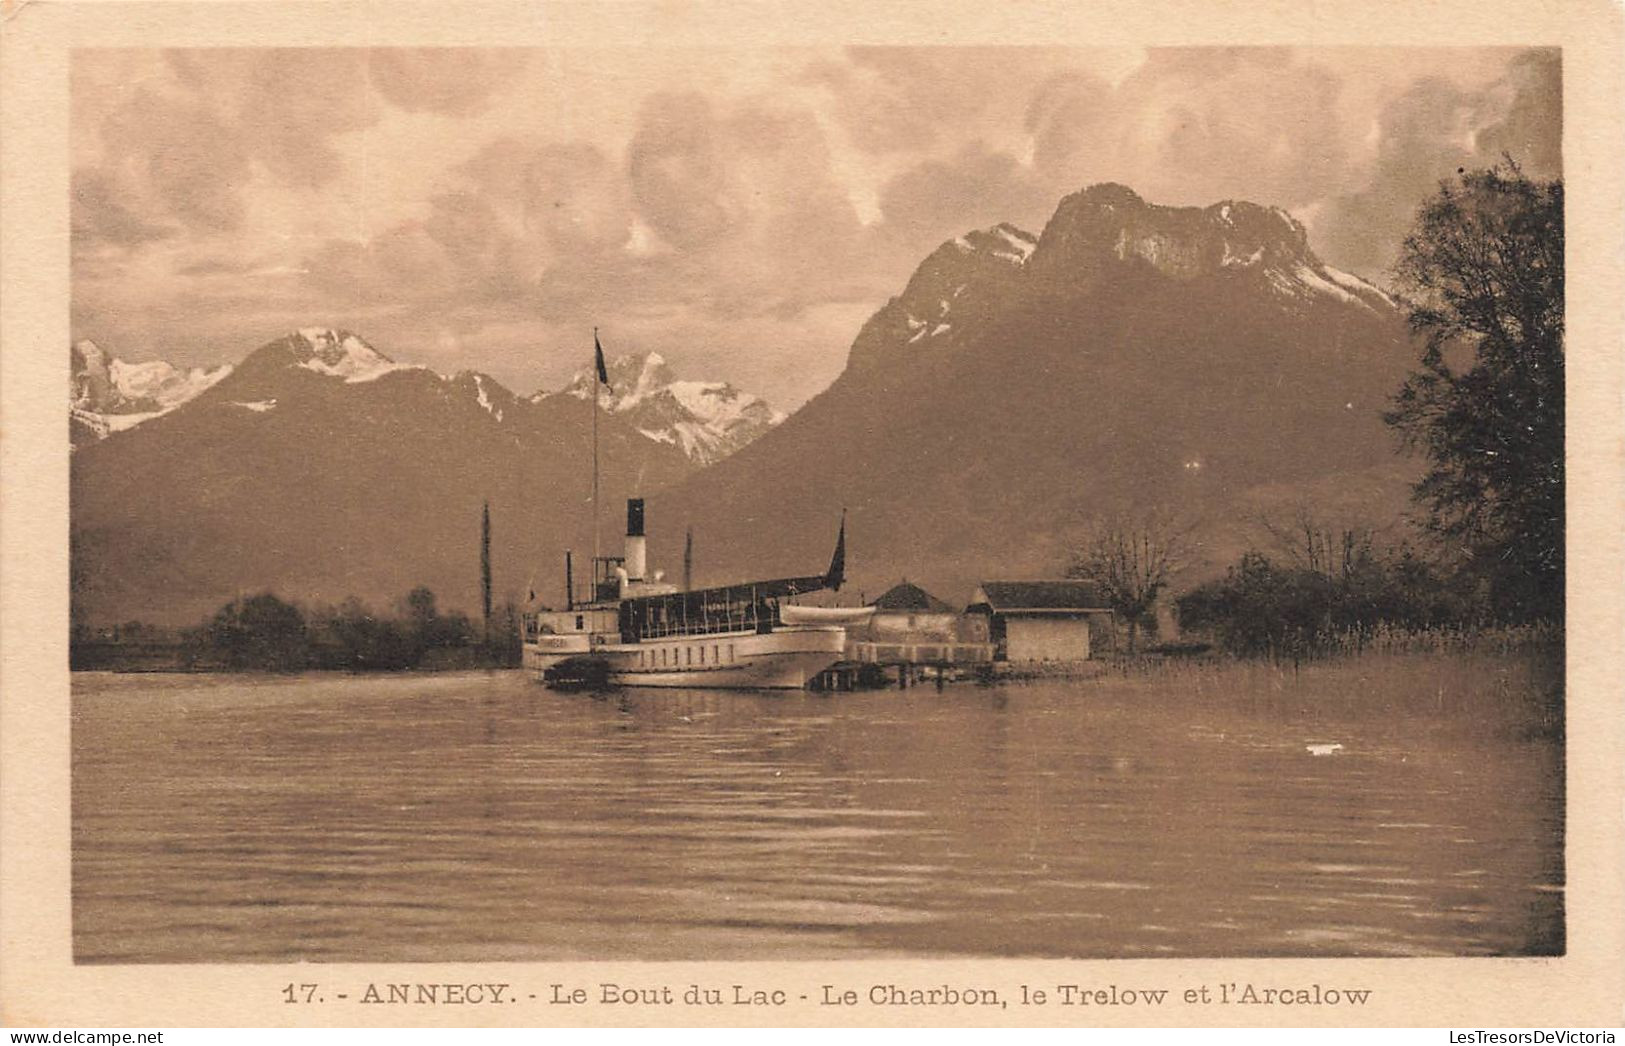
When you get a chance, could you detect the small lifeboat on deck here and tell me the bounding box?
[779,604,877,627]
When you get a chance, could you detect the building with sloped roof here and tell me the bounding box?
[865,580,960,640]
[874,580,956,613]
[966,580,1113,662]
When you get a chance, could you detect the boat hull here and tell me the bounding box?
[522,632,592,677]
[524,626,846,690]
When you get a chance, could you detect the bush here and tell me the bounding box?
[1177,547,1478,660]
[203,592,310,671]
[191,587,509,672]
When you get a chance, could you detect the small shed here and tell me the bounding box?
[868,581,959,640]
[966,580,1113,662]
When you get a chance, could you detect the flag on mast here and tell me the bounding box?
[594,331,611,390]
[591,330,603,573]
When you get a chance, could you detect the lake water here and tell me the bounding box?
[72,663,1562,963]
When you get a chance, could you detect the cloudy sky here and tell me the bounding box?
[71,46,1560,408]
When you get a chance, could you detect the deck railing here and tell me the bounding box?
[848,641,994,665]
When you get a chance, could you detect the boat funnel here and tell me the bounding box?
[625,498,647,580]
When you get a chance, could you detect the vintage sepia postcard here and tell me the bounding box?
[2,0,1622,1030]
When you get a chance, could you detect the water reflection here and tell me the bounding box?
[72,665,1562,963]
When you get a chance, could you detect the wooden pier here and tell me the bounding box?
[812,640,995,691]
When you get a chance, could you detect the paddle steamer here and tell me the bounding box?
[522,498,868,688]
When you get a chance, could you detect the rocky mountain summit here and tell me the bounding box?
[646,183,1415,599]
[540,352,784,465]
[71,339,232,446]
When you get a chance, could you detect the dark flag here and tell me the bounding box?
[594,331,611,390]
[824,511,846,591]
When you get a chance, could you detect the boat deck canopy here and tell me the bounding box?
[619,573,829,641]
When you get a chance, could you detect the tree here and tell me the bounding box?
[1177,539,1473,661]
[480,500,493,644]
[404,586,438,631]
[309,597,417,670]
[1257,504,1379,582]
[1066,513,1189,653]
[1177,552,1334,660]
[205,592,309,671]
[1386,161,1563,623]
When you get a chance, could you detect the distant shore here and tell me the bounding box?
[69,641,516,675]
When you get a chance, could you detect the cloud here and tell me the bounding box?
[462,138,632,255]
[1311,48,1561,275]
[238,49,380,189]
[876,142,1051,246]
[304,221,455,308]
[1475,49,1562,175]
[1027,48,1349,210]
[283,83,882,403]
[627,92,747,251]
[720,102,867,287]
[163,49,379,190]
[75,49,383,252]
[1025,70,1117,180]
[812,46,1087,158]
[367,48,527,116]
[97,86,253,235]
[71,167,173,248]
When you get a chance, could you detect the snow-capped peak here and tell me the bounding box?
[74,338,231,413]
[70,338,233,443]
[1028,186,1397,316]
[108,357,232,409]
[541,350,783,464]
[622,352,677,410]
[292,328,406,383]
[555,352,680,409]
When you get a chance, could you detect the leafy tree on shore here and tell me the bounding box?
[1178,539,1475,660]
[1386,161,1564,623]
[205,592,309,671]
[310,597,418,670]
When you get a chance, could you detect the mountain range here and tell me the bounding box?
[70,329,693,625]
[69,334,782,463]
[71,182,1422,625]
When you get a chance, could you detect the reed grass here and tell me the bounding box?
[996,626,1564,739]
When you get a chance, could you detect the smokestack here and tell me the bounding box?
[625,498,647,580]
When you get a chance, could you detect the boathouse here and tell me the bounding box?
[966,581,1113,662]
[867,580,959,640]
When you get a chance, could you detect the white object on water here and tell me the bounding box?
[1306,743,1345,756]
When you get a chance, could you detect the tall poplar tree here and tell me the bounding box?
[480,500,493,643]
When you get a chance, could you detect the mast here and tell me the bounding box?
[592,327,601,581]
